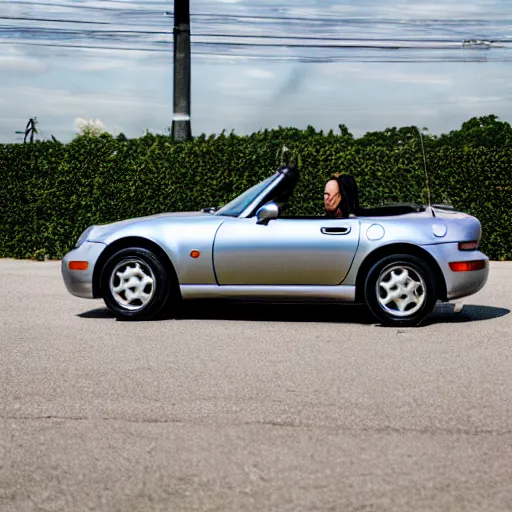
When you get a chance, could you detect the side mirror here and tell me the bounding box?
[256,202,279,225]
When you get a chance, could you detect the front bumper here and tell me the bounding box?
[61,241,106,298]
[421,243,489,300]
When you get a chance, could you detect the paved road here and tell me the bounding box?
[1,260,512,512]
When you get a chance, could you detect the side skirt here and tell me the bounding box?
[180,285,356,302]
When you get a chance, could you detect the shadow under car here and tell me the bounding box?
[78,301,510,326]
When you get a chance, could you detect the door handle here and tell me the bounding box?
[321,226,351,235]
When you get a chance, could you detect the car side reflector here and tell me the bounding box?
[449,260,486,272]
[458,241,478,251]
[69,261,89,271]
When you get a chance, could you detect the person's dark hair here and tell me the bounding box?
[328,173,360,217]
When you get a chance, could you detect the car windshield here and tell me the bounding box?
[215,174,278,217]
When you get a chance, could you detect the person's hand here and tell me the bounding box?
[324,179,341,213]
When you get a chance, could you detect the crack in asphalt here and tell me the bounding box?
[1,415,183,424]
[3,415,512,436]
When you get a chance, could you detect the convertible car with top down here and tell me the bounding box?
[61,165,489,327]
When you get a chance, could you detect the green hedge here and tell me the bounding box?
[0,121,511,261]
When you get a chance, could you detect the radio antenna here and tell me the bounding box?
[418,128,432,210]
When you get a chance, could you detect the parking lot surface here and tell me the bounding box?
[1,259,512,511]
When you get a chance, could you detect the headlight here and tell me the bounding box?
[75,226,94,248]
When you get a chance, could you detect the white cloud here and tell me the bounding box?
[309,63,452,87]
[0,55,45,73]
[0,83,172,141]
[246,69,274,79]
[386,73,452,85]
[74,117,106,132]
[358,0,510,19]
[10,86,167,114]
[0,47,46,73]
[72,59,131,72]
[454,95,507,104]
[390,2,482,17]
[321,65,363,77]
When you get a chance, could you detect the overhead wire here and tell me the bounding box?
[1,14,510,27]
[2,0,511,23]
[0,2,510,61]
[1,25,510,44]
[1,40,511,63]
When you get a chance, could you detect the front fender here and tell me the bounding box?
[92,217,226,285]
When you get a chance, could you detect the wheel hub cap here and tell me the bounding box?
[376,264,426,317]
[110,258,155,311]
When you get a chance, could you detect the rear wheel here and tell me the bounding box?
[364,254,438,327]
[101,247,174,321]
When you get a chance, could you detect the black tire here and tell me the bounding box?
[100,247,173,321]
[364,253,438,327]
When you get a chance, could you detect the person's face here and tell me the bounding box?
[324,180,341,212]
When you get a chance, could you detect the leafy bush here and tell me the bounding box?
[0,116,510,260]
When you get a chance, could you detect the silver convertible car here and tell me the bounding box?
[61,165,489,326]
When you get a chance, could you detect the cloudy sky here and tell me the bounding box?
[1,0,511,142]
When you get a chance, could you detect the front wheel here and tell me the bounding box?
[100,247,173,321]
[364,254,438,327]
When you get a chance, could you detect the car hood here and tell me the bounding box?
[86,210,222,243]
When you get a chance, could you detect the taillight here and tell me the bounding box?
[458,241,478,251]
[449,260,486,272]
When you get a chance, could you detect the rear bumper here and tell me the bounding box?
[61,242,106,298]
[421,243,489,300]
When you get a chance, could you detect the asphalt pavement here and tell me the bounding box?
[1,259,512,512]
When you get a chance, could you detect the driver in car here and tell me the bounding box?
[324,177,343,217]
[324,174,359,218]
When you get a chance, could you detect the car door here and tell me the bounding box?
[212,217,360,285]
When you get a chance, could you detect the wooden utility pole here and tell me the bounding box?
[171,0,192,141]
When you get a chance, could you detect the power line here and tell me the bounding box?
[0,40,167,51]
[1,37,510,51]
[1,25,510,49]
[187,13,512,25]
[0,16,110,25]
[2,26,511,44]
[1,6,510,59]
[1,13,511,25]
[3,0,511,30]
[2,0,154,12]
[1,40,511,62]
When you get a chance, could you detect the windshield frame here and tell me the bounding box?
[215,173,281,218]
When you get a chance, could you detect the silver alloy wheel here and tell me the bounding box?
[109,258,156,311]
[376,264,427,317]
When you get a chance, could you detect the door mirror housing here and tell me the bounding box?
[256,202,279,225]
